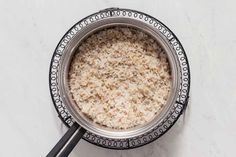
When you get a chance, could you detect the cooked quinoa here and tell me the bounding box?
[68,27,171,129]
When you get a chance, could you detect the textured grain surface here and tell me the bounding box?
[68,27,171,129]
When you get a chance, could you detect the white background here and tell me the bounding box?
[1,0,236,156]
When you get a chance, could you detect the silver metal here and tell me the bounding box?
[58,17,181,139]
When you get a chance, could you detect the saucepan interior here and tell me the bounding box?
[58,17,180,139]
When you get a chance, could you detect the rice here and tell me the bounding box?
[68,27,171,129]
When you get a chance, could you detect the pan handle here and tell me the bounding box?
[46,123,86,157]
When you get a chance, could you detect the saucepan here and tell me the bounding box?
[47,8,190,157]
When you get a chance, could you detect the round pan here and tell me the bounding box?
[47,8,183,157]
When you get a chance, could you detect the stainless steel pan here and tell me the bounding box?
[47,8,183,157]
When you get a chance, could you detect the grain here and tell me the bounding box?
[68,27,171,129]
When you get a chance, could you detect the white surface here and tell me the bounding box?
[0,0,236,156]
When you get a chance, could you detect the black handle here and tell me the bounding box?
[46,123,86,157]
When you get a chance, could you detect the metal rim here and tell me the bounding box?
[58,17,181,139]
[49,8,190,149]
